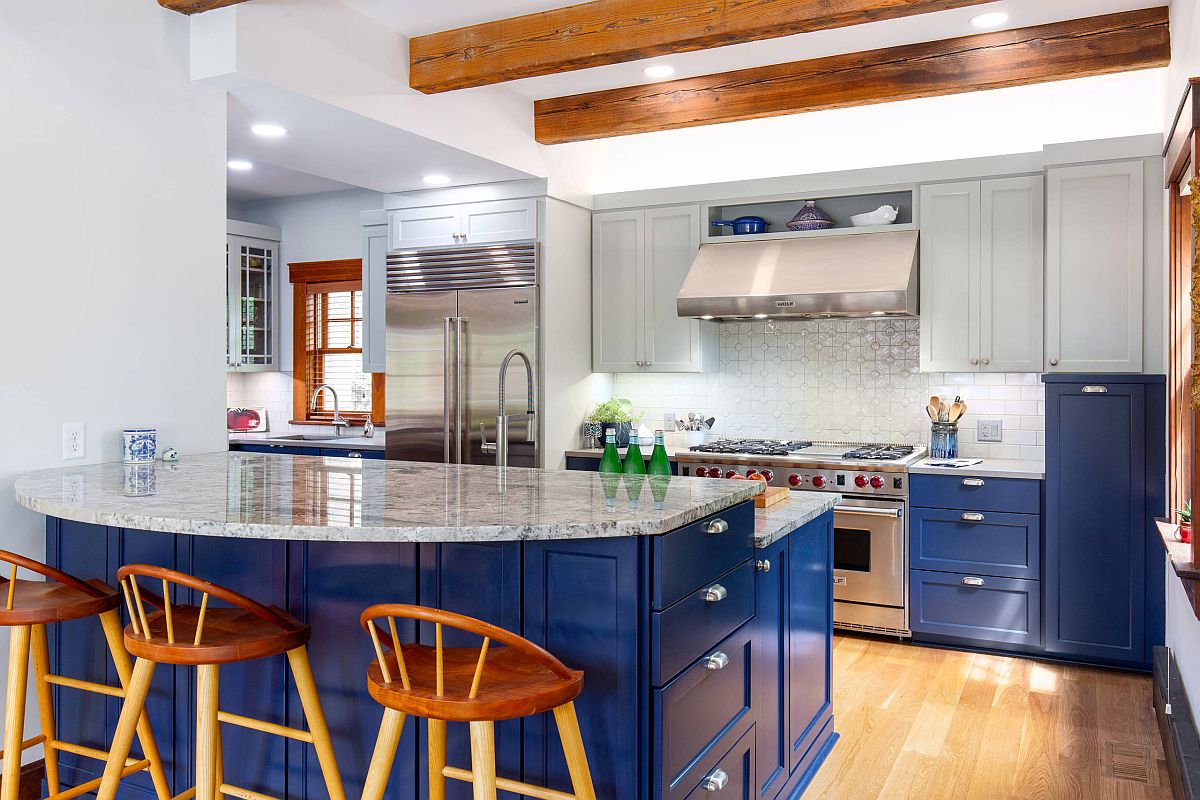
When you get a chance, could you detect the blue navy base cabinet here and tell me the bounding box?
[1043,374,1166,670]
[566,455,679,475]
[43,499,836,800]
[229,442,384,459]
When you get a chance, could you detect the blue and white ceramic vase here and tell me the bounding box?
[122,428,157,464]
[123,464,157,497]
[786,200,836,232]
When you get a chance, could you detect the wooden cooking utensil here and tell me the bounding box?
[926,403,940,422]
[948,400,966,423]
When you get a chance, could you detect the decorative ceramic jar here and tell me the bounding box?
[930,422,958,459]
[786,201,836,232]
[123,464,157,497]
[582,422,604,449]
[122,428,157,464]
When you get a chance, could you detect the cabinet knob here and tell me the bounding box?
[703,651,729,671]
[755,559,771,573]
[970,358,979,365]
[347,451,363,458]
[1049,358,1059,366]
[702,584,728,603]
[981,358,990,366]
[705,519,729,535]
[701,768,729,792]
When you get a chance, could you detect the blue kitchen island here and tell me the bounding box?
[14,453,836,800]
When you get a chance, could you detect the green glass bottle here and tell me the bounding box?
[625,473,645,510]
[623,432,647,475]
[599,428,623,474]
[648,430,672,476]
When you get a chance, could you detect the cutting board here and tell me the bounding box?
[755,486,790,509]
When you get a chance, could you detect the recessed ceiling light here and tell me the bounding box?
[643,64,676,80]
[251,123,287,138]
[970,11,1009,29]
[227,159,253,171]
[423,174,451,186]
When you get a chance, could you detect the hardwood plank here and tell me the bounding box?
[534,7,1171,144]
[157,0,250,13]
[409,0,999,93]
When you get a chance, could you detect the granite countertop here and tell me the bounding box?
[229,432,385,451]
[754,492,840,549]
[14,452,762,543]
[909,458,1045,480]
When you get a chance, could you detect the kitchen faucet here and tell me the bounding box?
[310,384,349,438]
[483,349,536,469]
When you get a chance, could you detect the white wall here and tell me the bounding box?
[0,0,227,755]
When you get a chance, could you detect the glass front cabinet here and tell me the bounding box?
[227,234,278,371]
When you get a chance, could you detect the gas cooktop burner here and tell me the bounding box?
[841,444,917,461]
[689,438,813,456]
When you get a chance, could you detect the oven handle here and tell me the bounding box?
[834,505,903,518]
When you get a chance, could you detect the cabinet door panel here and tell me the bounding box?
[788,514,832,772]
[593,211,645,371]
[919,182,981,372]
[389,207,461,250]
[752,536,788,800]
[1045,161,1144,372]
[644,206,709,372]
[981,176,1043,372]
[461,199,537,244]
[362,224,389,373]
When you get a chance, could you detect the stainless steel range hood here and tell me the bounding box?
[676,229,919,319]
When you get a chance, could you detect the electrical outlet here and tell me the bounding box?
[663,412,677,431]
[978,419,1003,443]
[63,423,85,459]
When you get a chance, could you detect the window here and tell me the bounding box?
[290,259,384,426]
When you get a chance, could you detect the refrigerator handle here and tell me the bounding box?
[455,317,467,464]
[443,317,453,464]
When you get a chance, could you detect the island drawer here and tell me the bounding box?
[683,726,755,800]
[653,501,754,610]
[655,623,754,800]
[910,474,1040,514]
[652,560,754,684]
[911,508,1041,579]
[910,569,1041,647]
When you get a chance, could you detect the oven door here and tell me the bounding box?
[832,497,905,608]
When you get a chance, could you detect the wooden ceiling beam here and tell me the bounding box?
[534,7,1171,145]
[158,0,251,14]
[410,0,1001,94]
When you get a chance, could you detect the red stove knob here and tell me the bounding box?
[725,470,739,479]
[812,475,827,488]
[870,475,884,489]
[788,474,801,487]
[706,468,721,478]
[854,475,868,488]
[745,469,758,477]
[760,469,774,482]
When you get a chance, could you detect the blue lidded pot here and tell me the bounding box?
[711,216,767,235]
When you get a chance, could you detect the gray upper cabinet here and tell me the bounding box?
[362,222,389,374]
[593,205,716,373]
[1045,160,1144,373]
[919,176,1043,373]
[227,233,279,372]
[389,198,538,250]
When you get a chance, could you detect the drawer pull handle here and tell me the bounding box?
[703,584,728,603]
[1082,386,1108,394]
[962,478,985,487]
[701,768,729,792]
[347,451,363,458]
[755,559,771,573]
[705,519,729,535]
[704,651,729,671]
[961,577,986,587]
[961,512,985,522]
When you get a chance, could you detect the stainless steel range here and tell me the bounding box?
[675,439,926,637]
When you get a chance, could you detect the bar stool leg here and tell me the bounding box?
[30,625,59,797]
[361,708,406,800]
[2,626,31,800]
[196,665,220,800]
[286,646,346,800]
[99,609,172,800]
[467,721,498,800]
[553,702,597,800]
[214,716,225,799]
[96,658,157,800]
[427,718,447,800]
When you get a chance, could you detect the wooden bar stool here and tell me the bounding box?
[96,565,346,800]
[359,604,597,800]
[0,550,171,800]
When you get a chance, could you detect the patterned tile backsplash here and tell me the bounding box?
[613,319,1045,462]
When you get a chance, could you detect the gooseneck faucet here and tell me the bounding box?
[495,349,536,469]
[310,384,349,438]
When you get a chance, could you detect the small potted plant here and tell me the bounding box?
[587,398,641,447]
[1178,502,1193,544]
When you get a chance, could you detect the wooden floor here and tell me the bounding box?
[804,635,1171,800]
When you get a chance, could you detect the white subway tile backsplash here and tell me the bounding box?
[612,319,1044,460]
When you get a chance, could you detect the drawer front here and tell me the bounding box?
[655,624,754,800]
[653,561,754,684]
[319,448,385,460]
[910,474,1040,514]
[231,443,323,456]
[654,501,754,610]
[911,508,1041,579]
[910,569,1041,647]
[683,726,755,800]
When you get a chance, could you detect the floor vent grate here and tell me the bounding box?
[1103,741,1154,784]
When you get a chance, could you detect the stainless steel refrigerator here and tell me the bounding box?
[383,244,539,467]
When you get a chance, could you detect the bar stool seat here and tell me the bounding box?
[125,604,310,665]
[0,578,118,625]
[367,643,583,722]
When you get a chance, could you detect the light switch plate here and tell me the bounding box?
[978,419,1003,443]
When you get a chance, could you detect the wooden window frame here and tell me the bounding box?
[289,259,385,427]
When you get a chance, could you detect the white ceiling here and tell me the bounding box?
[227,160,356,203]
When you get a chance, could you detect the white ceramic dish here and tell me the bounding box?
[850,205,900,227]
